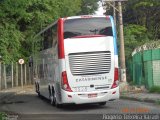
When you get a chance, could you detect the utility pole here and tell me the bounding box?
[118,1,126,82]
[102,0,127,82]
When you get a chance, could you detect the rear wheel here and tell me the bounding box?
[99,102,106,106]
[49,86,63,108]
[50,87,55,106]
[37,91,41,97]
[55,102,63,108]
[36,83,40,97]
[53,89,63,108]
[50,95,55,105]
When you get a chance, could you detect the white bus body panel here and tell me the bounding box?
[56,36,119,104]
[65,37,114,91]
[61,87,119,104]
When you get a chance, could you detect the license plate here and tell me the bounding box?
[88,93,97,98]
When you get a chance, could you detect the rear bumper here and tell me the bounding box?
[60,87,119,104]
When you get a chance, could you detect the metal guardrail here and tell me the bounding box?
[0,62,33,90]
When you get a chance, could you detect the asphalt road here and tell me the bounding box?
[0,88,160,120]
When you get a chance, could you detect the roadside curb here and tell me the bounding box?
[120,95,158,104]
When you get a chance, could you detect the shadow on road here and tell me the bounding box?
[38,94,110,111]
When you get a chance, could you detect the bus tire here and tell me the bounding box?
[55,102,63,108]
[50,86,55,106]
[35,82,37,92]
[99,102,106,106]
[52,88,62,108]
[37,91,41,97]
[37,83,40,97]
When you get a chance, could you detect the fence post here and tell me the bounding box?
[29,65,31,84]
[0,62,1,90]
[11,62,14,88]
[16,62,18,86]
[25,64,27,85]
[34,61,37,83]
[4,64,7,89]
[31,64,33,84]
[21,64,23,88]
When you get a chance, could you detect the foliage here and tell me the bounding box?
[156,100,160,105]
[78,0,99,15]
[0,24,22,63]
[0,112,7,120]
[149,86,160,93]
[0,0,98,63]
[104,0,160,60]
[124,24,150,60]
[123,0,160,40]
[103,0,160,83]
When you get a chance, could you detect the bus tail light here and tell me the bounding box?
[61,71,72,92]
[111,68,119,89]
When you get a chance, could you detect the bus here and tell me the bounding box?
[34,15,119,107]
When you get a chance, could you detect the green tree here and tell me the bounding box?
[0,0,99,63]
[78,0,99,15]
[0,0,90,63]
[123,0,160,40]
[0,25,22,63]
[124,24,150,60]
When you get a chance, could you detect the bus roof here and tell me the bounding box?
[63,15,109,20]
[35,15,111,37]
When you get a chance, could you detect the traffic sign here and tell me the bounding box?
[19,59,24,64]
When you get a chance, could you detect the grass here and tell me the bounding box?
[156,100,160,105]
[0,112,7,120]
[149,86,160,93]
[128,81,136,86]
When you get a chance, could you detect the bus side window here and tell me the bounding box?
[43,28,53,50]
[52,24,57,47]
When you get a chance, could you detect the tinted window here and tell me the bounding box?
[43,24,57,50]
[44,29,52,49]
[64,17,113,39]
[52,24,57,46]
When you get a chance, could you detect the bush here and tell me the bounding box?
[0,112,7,120]
[149,86,160,93]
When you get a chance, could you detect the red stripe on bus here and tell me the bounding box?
[58,18,65,59]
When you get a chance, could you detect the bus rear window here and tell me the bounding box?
[64,17,113,39]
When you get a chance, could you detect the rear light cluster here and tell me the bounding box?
[111,68,119,89]
[61,71,72,92]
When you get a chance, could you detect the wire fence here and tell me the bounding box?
[0,62,34,90]
[130,49,160,89]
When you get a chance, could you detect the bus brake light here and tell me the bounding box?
[111,68,119,89]
[61,71,72,92]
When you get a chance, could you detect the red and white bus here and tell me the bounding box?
[34,15,119,107]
